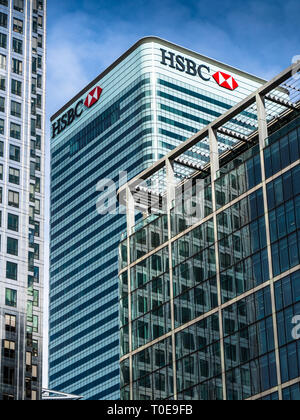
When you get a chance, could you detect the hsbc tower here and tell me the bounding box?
[49,37,265,400]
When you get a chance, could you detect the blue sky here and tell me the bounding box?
[47,0,300,116]
[43,0,300,386]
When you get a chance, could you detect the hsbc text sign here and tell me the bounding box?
[52,86,102,139]
[160,49,239,91]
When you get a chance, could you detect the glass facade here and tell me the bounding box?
[119,69,300,399]
[49,38,264,400]
[0,0,46,400]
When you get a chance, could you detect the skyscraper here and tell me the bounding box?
[0,0,46,401]
[49,37,265,400]
[118,62,300,400]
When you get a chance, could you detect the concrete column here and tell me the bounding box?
[165,158,177,399]
[166,157,176,211]
[125,186,134,399]
[209,127,227,399]
[256,98,283,399]
[209,127,220,182]
[126,186,135,237]
[256,93,268,150]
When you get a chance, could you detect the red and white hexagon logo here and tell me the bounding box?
[84,86,103,108]
[213,71,239,91]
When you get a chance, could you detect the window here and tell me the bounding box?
[35,156,41,171]
[0,53,6,69]
[11,79,22,96]
[30,183,35,202]
[30,160,35,178]
[5,288,17,306]
[32,37,37,53]
[36,134,41,149]
[33,290,39,307]
[31,118,36,135]
[0,12,7,28]
[30,140,36,157]
[12,58,22,75]
[12,37,22,54]
[29,205,34,225]
[33,0,43,13]
[11,100,21,118]
[35,177,40,193]
[37,54,42,69]
[3,340,15,359]
[0,32,7,49]
[14,0,24,12]
[9,167,20,185]
[0,118,4,134]
[37,34,42,48]
[32,16,37,33]
[0,96,5,112]
[32,77,37,94]
[34,243,39,259]
[33,315,38,332]
[7,237,18,256]
[8,214,18,232]
[5,314,16,333]
[36,94,42,109]
[31,97,36,115]
[38,15,43,28]
[3,366,14,385]
[34,198,40,214]
[37,74,42,89]
[0,163,3,180]
[32,56,37,73]
[32,365,37,380]
[8,190,19,208]
[0,141,3,157]
[0,0,8,6]
[10,122,21,139]
[36,114,41,129]
[32,340,38,357]
[13,18,23,34]
[28,251,34,271]
[34,221,40,236]
[0,75,5,91]
[9,144,20,162]
[34,266,39,282]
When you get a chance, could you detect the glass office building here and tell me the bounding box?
[0,0,46,400]
[119,63,300,400]
[49,37,265,400]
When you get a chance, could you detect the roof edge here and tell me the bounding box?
[50,36,267,122]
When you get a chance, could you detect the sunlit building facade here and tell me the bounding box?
[0,0,46,400]
[49,37,265,399]
[119,63,300,400]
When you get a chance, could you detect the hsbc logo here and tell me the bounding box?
[84,86,103,108]
[160,49,239,91]
[213,71,238,91]
[52,86,103,139]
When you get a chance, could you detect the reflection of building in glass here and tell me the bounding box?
[0,0,46,400]
[119,62,300,400]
